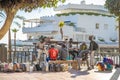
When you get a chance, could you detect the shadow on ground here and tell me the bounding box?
[68,69,89,78]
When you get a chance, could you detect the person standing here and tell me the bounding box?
[36,38,46,63]
[89,35,98,69]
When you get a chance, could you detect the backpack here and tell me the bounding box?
[93,41,98,50]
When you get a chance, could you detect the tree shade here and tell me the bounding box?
[105,0,120,16]
[0,0,65,40]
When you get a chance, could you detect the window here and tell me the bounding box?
[95,23,99,29]
[104,24,108,30]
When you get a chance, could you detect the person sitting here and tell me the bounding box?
[48,45,58,60]
[76,42,91,70]
[59,44,68,60]
[68,38,76,60]
[80,42,87,51]
[76,50,91,70]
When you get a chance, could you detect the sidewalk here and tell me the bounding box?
[0,67,118,80]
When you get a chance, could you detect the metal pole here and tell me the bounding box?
[119,16,120,65]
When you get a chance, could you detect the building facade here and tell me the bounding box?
[22,1,117,43]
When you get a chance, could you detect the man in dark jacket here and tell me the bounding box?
[89,35,98,69]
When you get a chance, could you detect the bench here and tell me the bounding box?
[48,60,78,70]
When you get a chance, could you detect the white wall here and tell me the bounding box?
[56,14,117,42]
[23,13,117,43]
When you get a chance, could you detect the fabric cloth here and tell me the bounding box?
[59,47,68,60]
[77,50,89,58]
[48,48,58,60]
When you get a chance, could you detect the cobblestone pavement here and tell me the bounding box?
[0,67,119,80]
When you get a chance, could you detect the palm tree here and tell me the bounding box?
[11,16,25,62]
[12,28,18,62]
[0,11,25,62]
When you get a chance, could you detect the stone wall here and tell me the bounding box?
[0,44,7,62]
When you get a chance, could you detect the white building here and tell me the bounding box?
[22,1,117,43]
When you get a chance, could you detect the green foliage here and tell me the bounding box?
[59,21,64,28]
[15,15,25,20]
[13,22,21,28]
[110,38,116,42]
[13,15,26,28]
[0,0,65,12]
[0,11,25,28]
[56,12,114,17]
[0,11,5,23]
[105,0,120,16]
[98,38,105,42]
[39,35,47,41]
[68,22,75,27]
[12,28,18,33]
[64,22,76,27]
[0,11,5,18]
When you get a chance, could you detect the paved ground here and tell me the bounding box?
[0,67,119,80]
[110,68,120,80]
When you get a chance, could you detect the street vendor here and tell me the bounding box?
[36,38,46,62]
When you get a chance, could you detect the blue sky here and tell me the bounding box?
[0,0,105,44]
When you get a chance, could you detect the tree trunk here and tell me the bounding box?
[15,32,17,62]
[0,11,16,40]
[8,29,12,63]
[13,32,16,62]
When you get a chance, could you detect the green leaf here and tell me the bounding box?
[0,12,5,18]
[15,15,26,20]
[13,21,21,28]
[12,28,19,32]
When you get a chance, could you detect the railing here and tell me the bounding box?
[95,47,120,65]
[8,45,120,65]
[9,49,37,64]
[8,44,36,64]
